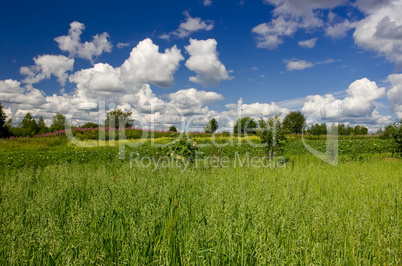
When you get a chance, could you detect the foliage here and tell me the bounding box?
[307,123,368,136]
[169,125,178,132]
[307,123,327,135]
[163,134,197,163]
[391,120,402,155]
[19,113,39,137]
[204,118,218,133]
[105,108,134,129]
[257,114,286,157]
[283,111,305,134]
[353,124,368,135]
[81,122,99,128]
[37,116,49,134]
[233,117,257,134]
[379,124,397,139]
[0,103,9,138]
[50,113,67,132]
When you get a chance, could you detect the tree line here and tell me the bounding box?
[0,102,399,140]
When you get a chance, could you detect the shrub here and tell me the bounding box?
[164,134,197,163]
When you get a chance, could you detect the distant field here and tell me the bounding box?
[0,135,401,264]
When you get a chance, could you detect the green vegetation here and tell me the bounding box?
[0,105,401,264]
[233,117,257,134]
[283,111,305,134]
[257,114,286,158]
[0,143,400,264]
[105,108,134,129]
[169,125,178,133]
[204,117,218,133]
[0,103,9,138]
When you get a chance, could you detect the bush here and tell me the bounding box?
[169,126,178,133]
[233,117,257,134]
[164,134,197,163]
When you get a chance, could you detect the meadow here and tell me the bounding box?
[0,134,401,264]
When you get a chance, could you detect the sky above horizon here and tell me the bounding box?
[1,0,402,132]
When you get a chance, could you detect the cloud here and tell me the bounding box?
[185,38,233,86]
[168,88,223,115]
[301,94,337,115]
[263,0,346,17]
[69,63,125,99]
[20,55,74,85]
[252,16,299,49]
[54,21,112,63]
[120,38,184,88]
[298,38,318,48]
[117,42,130,49]
[353,0,402,67]
[326,19,357,38]
[387,74,402,119]
[301,78,390,129]
[341,78,385,117]
[222,98,287,118]
[203,0,212,6]
[284,59,314,71]
[169,12,214,39]
[253,0,344,49]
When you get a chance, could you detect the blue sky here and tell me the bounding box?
[1,0,402,131]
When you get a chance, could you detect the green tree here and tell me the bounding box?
[282,111,306,134]
[258,114,286,158]
[233,117,257,134]
[0,103,10,138]
[204,118,218,133]
[392,120,402,155]
[169,125,178,132]
[380,124,396,139]
[308,123,327,135]
[81,122,99,128]
[37,116,49,134]
[50,113,67,132]
[354,125,368,135]
[105,109,134,129]
[20,113,38,137]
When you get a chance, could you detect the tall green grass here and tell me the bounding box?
[0,156,400,264]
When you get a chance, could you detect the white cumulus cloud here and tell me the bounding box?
[353,0,402,67]
[20,55,74,85]
[341,78,385,117]
[387,74,402,119]
[185,38,233,86]
[168,12,214,39]
[54,21,112,63]
[284,59,314,71]
[120,38,184,88]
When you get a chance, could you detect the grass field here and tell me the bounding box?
[0,135,401,264]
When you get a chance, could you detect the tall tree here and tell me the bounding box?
[105,109,134,128]
[37,116,49,134]
[258,114,286,158]
[20,113,38,136]
[50,113,67,132]
[0,102,10,138]
[169,125,178,132]
[282,111,306,134]
[204,118,218,133]
[233,117,257,134]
